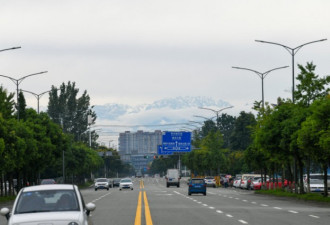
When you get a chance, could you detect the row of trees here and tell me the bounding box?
[151,62,329,196]
[0,81,133,197]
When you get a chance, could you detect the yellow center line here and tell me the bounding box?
[134,191,142,225]
[143,191,153,225]
[134,180,153,225]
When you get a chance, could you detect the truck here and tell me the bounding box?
[165,169,180,187]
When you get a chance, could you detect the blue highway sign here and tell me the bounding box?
[158,145,173,155]
[162,131,191,153]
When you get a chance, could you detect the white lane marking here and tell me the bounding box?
[209,206,215,209]
[203,204,208,207]
[309,215,319,218]
[193,199,197,201]
[251,202,257,204]
[242,200,247,202]
[235,198,240,200]
[173,191,180,195]
[239,220,248,224]
[228,196,233,199]
[223,195,227,197]
[288,210,298,214]
[197,202,202,204]
[274,207,282,210]
[260,204,268,207]
[216,210,223,214]
[226,214,233,218]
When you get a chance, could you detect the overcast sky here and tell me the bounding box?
[1,0,329,141]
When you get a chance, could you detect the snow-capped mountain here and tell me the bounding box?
[94,96,230,120]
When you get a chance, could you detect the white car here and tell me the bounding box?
[119,178,134,190]
[94,178,110,191]
[0,184,96,225]
[204,177,216,188]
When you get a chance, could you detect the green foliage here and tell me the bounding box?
[0,86,15,119]
[294,62,330,106]
[230,111,256,150]
[47,81,97,146]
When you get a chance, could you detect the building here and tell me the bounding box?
[118,130,162,171]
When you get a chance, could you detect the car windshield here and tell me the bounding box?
[15,190,79,214]
[205,177,214,179]
[121,179,131,183]
[96,178,108,182]
[310,179,324,184]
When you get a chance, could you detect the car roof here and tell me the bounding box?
[21,184,76,192]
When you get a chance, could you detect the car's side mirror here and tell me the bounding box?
[0,208,10,220]
[85,202,96,216]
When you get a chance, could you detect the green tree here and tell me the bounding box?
[294,62,330,107]
[230,111,256,150]
[0,86,15,119]
[47,81,97,146]
[217,113,236,148]
[298,96,330,196]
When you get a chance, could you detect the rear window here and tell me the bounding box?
[192,179,204,184]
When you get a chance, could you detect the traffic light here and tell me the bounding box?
[153,155,158,159]
[144,155,148,159]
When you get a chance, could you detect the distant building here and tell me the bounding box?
[118,130,162,171]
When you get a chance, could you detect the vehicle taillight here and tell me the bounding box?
[189,184,192,187]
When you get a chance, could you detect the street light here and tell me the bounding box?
[198,106,234,127]
[255,39,327,103]
[0,46,21,52]
[232,66,289,109]
[0,71,48,119]
[21,89,51,113]
[193,115,217,121]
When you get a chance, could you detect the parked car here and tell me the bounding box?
[233,177,242,188]
[119,178,134,191]
[0,184,95,225]
[188,178,206,196]
[40,179,56,185]
[204,176,216,188]
[94,178,110,191]
[304,173,330,193]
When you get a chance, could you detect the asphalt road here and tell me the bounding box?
[1,177,329,225]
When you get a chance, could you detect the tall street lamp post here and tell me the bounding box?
[0,71,48,119]
[0,46,21,52]
[256,38,327,194]
[21,90,51,113]
[198,106,234,127]
[232,66,288,109]
[255,39,327,103]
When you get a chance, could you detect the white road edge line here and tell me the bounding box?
[273,207,282,210]
[238,220,248,224]
[226,214,233,218]
[216,210,223,214]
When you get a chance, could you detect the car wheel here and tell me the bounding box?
[95,188,97,191]
[131,188,133,190]
[119,188,122,191]
[213,185,216,188]
[107,188,109,191]
[203,192,206,196]
[177,184,180,188]
[188,192,191,195]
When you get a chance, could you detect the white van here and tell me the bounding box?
[166,169,180,187]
